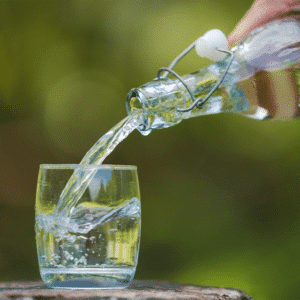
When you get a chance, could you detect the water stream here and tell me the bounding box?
[54,113,142,217]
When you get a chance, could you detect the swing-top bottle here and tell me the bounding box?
[126,16,300,136]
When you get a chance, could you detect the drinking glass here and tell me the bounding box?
[35,164,141,289]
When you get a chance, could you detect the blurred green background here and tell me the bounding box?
[1,1,300,299]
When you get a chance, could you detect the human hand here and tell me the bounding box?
[228,0,300,120]
[228,0,300,48]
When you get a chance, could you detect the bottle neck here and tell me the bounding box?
[126,58,252,135]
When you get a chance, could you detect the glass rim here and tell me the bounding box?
[39,164,137,170]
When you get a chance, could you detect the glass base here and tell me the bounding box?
[40,267,135,289]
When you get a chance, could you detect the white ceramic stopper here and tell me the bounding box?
[195,29,228,61]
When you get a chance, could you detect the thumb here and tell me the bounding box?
[227,1,285,48]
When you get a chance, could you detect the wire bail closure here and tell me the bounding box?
[155,42,234,113]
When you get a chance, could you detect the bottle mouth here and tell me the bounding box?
[126,88,152,136]
[126,89,144,115]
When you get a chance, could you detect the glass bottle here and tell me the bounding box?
[126,16,300,136]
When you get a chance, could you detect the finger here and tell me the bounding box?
[255,69,299,120]
[287,0,300,10]
[227,10,268,48]
[228,2,287,48]
[279,1,300,17]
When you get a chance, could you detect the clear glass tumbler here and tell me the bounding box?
[35,164,141,289]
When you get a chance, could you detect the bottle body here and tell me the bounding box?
[232,16,300,72]
[126,17,300,136]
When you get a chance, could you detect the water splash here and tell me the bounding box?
[36,197,141,237]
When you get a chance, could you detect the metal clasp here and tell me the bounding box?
[155,42,234,113]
